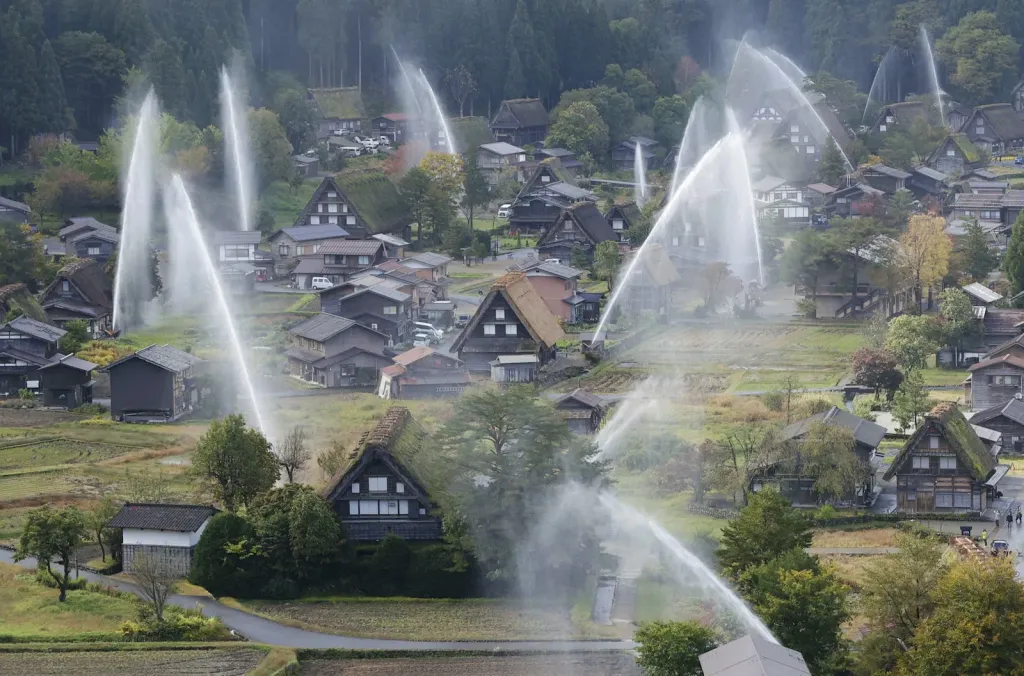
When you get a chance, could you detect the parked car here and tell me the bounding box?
[412,331,438,346]
[354,135,379,149]
[455,313,471,328]
[1016,156,1024,166]
[310,276,333,290]
[413,321,443,340]
[497,204,512,218]
[339,145,363,157]
[378,136,391,146]
[412,337,431,348]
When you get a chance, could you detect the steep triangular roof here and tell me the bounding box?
[320,407,436,504]
[884,402,996,482]
[309,87,366,120]
[451,272,565,353]
[605,202,643,229]
[873,101,927,128]
[494,98,549,128]
[42,259,112,311]
[968,104,1024,142]
[970,398,1024,427]
[294,174,410,234]
[538,203,616,248]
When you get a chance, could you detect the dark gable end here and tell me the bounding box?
[972,104,1024,142]
[884,402,996,482]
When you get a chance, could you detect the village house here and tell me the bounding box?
[489,98,550,146]
[293,174,411,240]
[552,388,605,435]
[451,272,564,375]
[951,193,1002,226]
[927,134,984,177]
[508,161,596,234]
[0,316,66,397]
[376,346,470,399]
[211,230,272,288]
[620,244,680,317]
[754,176,812,227]
[342,269,418,303]
[108,503,217,576]
[41,259,113,338]
[292,153,319,178]
[371,112,410,143]
[824,183,885,218]
[399,252,452,287]
[321,407,442,541]
[773,101,851,164]
[798,235,913,319]
[611,137,659,170]
[564,292,603,324]
[420,301,456,329]
[967,179,1009,195]
[534,147,583,175]
[906,166,948,200]
[961,104,1024,156]
[310,87,366,138]
[947,103,974,132]
[521,259,583,321]
[285,313,391,388]
[883,403,1006,514]
[371,233,409,260]
[604,202,643,244]
[0,195,30,223]
[861,164,911,195]
[536,202,616,263]
[752,406,884,506]
[965,332,1024,409]
[293,239,388,289]
[804,182,836,208]
[871,101,928,133]
[103,344,201,423]
[39,354,96,409]
[962,282,1003,308]
[357,262,440,306]
[971,398,1024,454]
[477,142,527,183]
[266,224,350,277]
[41,217,119,263]
[325,285,413,345]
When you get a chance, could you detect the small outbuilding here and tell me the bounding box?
[108,503,218,576]
[38,355,96,409]
[103,344,201,422]
[553,388,605,435]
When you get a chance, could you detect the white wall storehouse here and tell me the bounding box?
[107,503,217,576]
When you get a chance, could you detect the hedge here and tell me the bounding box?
[686,502,982,526]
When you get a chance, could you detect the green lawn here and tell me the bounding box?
[0,562,138,640]
[260,179,321,230]
[919,367,968,387]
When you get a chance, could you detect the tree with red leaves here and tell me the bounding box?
[851,347,903,400]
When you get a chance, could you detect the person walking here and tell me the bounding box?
[1017,507,1022,525]
[982,529,989,546]
[1008,511,1014,528]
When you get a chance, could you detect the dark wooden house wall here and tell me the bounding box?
[459,293,538,372]
[333,456,441,541]
[974,414,1024,452]
[109,359,175,420]
[329,294,411,343]
[894,428,986,514]
[40,363,93,408]
[71,237,117,262]
[970,364,1024,410]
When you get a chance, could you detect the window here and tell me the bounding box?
[946,148,955,156]
[939,456,956,470]
[340,364,355,376]
[369,477,387,492]
[351,483,360,494]
[802,136,809,143]
[346,216,356,225]
[506,324,517,336]
[223,245,250,259]
[912,456,930,469]
[349,501,359,515]
[806,145,815,154]
[990,375,1022,386]
[935,493,953,508]
[697,236,705,247]
[495,308,505,320]
[612,219,624,230]
[954,493,972,508]
[296,245,306,256]
[311,215,321,225]
[563,221,574,231]
[928,435,940,449]
[383,306,397,315]
[484,324,496,335]
[886,115,894,123]
[790,124,799,132]
[327,191,337,198]
[542,175,550,183]
[328,203,338,213]
[879,124,887,132]
[62,280,69,292]
[328,216,338,224]
[671,236,680,247]
[396,482,404,493]
[358,255,371,265]
[380,500,399,515]
[358,500,379,515]
[791,135,799,143]
[317,204,324,213]
[371,323,378,331]
[399,500,409,515]
[342,203,348,213]
[419,508,427,515]
[279,244,289,256]
[87,246,100,256]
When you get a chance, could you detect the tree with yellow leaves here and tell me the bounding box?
[419,151,464,205]
[898,214,951,309]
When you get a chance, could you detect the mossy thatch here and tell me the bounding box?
[950,134,982,163]
[310,87,366,120]
[334,170,411,234]
[0,283,47,322]
[884,402,996,481]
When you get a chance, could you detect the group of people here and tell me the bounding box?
[1002,505,1023,528]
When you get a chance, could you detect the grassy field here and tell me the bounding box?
[0,648,264,675]
[811,528,899,549]
[0,562,138,640]
[241,597,615,641]
[298,654,640,675]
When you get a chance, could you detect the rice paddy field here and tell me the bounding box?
[0,649,265,676]
[297,654,641,675]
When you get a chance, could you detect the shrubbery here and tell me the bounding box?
[120,607,231,642]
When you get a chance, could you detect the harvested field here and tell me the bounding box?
[0,649,264,676]
[0,409,85,427]
[298,654,641,675]
[0,439,140,470]
[811,528,899,549]
[244,598,613,641]
[821,554,886,591]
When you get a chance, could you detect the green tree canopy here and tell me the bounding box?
[634,621,720,676]
[191,414,279,511]
[546,100,610,161]
[718,489,812,577]
[15,504,88,601]
[248,108,294,190]
[936,11,1020,105]
[1004,210,1024,297]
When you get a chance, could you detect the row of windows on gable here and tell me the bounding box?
[911,455,957,470]
[484,323,517,336]
[348,499,427,516]
[352,477,403,493]
[670,236,706,247]
[317,202,349,213]
[310,215,357,226]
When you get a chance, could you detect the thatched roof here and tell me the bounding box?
[451,272,565,353]
[971,104,1024,142]
[310,87,366,120]
[334,171,411,234]
[0,283,47,322]
[884,402,996,482]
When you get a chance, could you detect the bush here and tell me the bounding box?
[189,513,267,597]
[796,298,817,318]
[404,545,473,598]
[814,505,840,521]
[120,607,231,642]
[367,534,413,595]
[800,397,833,416]
[852,395,877,421]
[762,391,784,412]
[635,620,719,676]
[76,403,109,417]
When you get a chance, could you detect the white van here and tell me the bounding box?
[497,204,512,218]
[413,321,443,340]
[310,277,333,290]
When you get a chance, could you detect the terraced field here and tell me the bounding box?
[0,438,144,470]
[0,649,264,676]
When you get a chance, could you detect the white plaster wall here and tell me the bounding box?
[122,518,209,547]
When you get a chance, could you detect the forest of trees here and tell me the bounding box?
[3,0,1024,161]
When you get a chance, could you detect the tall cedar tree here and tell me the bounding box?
[956,218,997,282]
[1004,210,1024,297]
[717,489,812,577]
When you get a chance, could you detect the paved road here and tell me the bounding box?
[0,549,632,651]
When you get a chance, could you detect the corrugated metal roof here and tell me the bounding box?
[402,251,452,267]
[106,344,199,373]
[274,224,350,242]
[492,354,539,364]
[319,239,384,256]
[962,282,1003,305]
[699,634,811,676]
[480,141,525,156]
